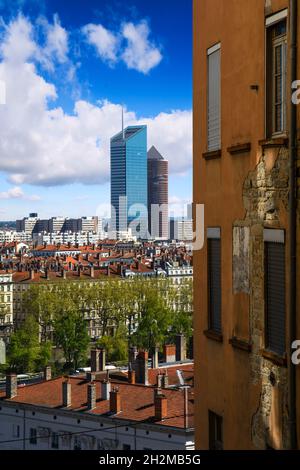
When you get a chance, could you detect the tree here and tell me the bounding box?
[7,315,51,373]
[53,297,89,370]
[22,285,58,342]
[97,325,128,363]
[131,290,172,352]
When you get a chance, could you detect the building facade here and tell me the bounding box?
[0,273,13,342]
[147,146,169,239]
[110,126,148,238]
[194,0,300,450]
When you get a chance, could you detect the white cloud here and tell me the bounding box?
[0,16,191,188]
[83,19,162,74]
[42,14,69,67]
[121,21,162,74]
[0,186,41,201]
[82,23,118,66]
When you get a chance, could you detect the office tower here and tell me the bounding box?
[193,0,299,450]
[147,146,168,239]
[110,125,148,238]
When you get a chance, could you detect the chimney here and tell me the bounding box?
[110,387,121,414]
[44,365,52,381]
[86,372,96,382]
[62,380,71,407]
[175,334,186,362]
[152,347,159,369]
[90,265,95,278]
[156,372,163,388]
[128,364,136,384]
[6,372,17,399]
[154,393,168,421]
[163,344,176,363]
[161,371,169,388]
[99,348,106,371]
[101,379,111,400]
[87,382,96,410]
[135,350,148,385]
[90,348,100,373]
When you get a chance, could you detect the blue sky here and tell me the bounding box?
[0,0,192,221]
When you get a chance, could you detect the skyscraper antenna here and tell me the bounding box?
[122,106,125,140]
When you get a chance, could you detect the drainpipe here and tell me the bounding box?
[289,0,298,451]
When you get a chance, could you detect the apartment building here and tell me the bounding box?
[0,273,13,342]
[194,0,299,449]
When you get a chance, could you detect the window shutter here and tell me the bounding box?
[265,241,286,355]
[207,47,221,151]
[208,237,222,333]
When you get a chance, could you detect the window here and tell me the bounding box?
[207,43,221,151]
[266,17,287,137]
[13,424,20,438]
[123,444,131,450]
[74,437,81,450]
[29,428,37,445]
[209,411,223,450]
[264,230,286,356]
[207,228,222,334]
[51,432,59,449]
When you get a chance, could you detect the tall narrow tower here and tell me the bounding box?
[110,126,148,238]
[147,146,168,239]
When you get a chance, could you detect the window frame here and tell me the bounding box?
[265,12,288,138]
[209,410,223,450]
[207,43,221,152]
[264,229,286,357]
[207,228,222,335]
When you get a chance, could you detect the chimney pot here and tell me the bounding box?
[128,368,136,384]
[175,334,186,362]
[44,365,52,381]
[62,380,71,407]
[6,372,17,399]
[110,388,121,414]
[87,382,96,410]
[101,380,111,400]
[154,393,168,421]
[134,350,148,385]
[163,344,176,363]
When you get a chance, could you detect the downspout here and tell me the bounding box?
[289,0,298,450]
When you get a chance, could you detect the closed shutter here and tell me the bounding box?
[265,241,286,355]
[208,238,222,333]
[207,46,221,151]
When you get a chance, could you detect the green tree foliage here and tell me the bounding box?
[97,326,128,363]
[131,290,172,352]
[7,315,51,373]
[53,295,90,370]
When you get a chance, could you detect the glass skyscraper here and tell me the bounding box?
[110,125,148,237]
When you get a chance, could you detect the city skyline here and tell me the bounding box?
[0,0,192,220]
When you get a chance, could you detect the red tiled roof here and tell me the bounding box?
[0,374,194,429]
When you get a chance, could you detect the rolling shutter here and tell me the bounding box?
[265,241,286,356]
[208,237,222,333]
[207,45,221,151]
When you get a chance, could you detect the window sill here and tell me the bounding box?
[203,149,222,160]
[261,349,287,367]
[259,137,288,149]
[229,337,252,352]
[227,142,251,155]
[203,329,223,343]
